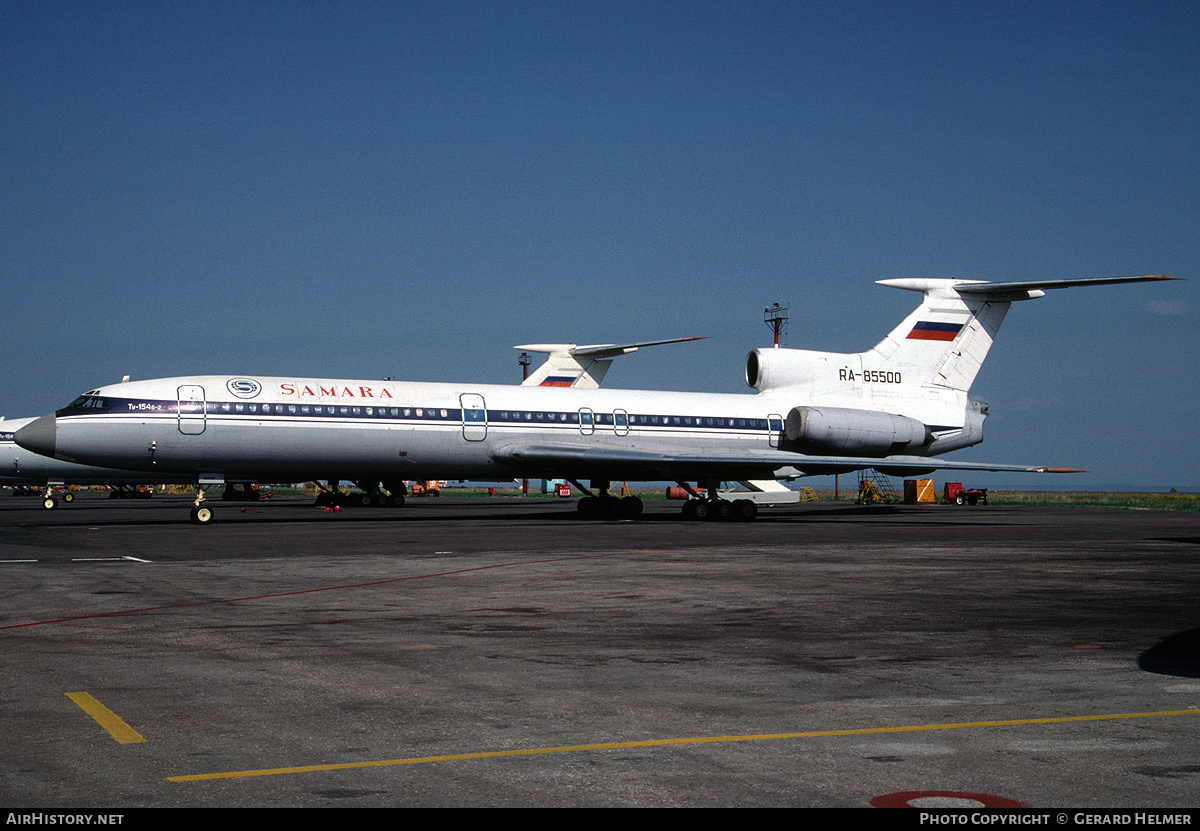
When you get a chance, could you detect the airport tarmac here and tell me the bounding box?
[1,491,1199,808]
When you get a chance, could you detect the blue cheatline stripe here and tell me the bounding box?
[61,398,776,434]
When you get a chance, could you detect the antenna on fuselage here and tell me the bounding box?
[764,303,789,348]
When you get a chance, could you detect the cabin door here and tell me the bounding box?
[768,414,784,448]
[178,385,206,435]
[460,393,487,441]
[613,409,629,437]
[578,408,594,436]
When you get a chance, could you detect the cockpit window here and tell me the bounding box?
[68,395,109,410]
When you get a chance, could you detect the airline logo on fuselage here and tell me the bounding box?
[227,378,262,399]
[279,383,396,399]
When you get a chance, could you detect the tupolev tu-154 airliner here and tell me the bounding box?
[15,275,1177,524]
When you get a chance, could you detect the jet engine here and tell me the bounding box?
[784,406,931,456]
[746,348,826,391]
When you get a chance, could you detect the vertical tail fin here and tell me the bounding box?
[515,337,706,389]
[869,274,1175,393]
[517,344,614,388]
[868,279,1012,393]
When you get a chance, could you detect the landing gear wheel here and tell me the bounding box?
[43,496,58,510]
[619,496,643,519]
[732,499,757,521]
[190,505,216,524]
[692,501,711,520]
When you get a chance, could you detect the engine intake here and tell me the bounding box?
[785,406,931,456]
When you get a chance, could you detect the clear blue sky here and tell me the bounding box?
[2,1,1196,490]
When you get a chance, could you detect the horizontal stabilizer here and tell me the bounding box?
[878,274,1177,299]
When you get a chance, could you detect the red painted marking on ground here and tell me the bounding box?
[871,790,1026,808]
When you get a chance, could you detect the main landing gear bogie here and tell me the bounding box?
[313,490,406,508]
[681,498,757,522]
[576,494,643,520]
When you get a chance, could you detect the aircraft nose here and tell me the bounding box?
[15,414,56,458]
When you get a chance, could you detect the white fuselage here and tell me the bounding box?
[29,373,974,486]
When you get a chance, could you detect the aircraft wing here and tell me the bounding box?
[491,444,1078,482]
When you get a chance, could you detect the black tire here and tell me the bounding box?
[190,505,216,524]
[733,499,757,521]
[619,496,643,519]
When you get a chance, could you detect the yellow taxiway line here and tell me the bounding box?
[166,708,1200,783]
[66,692,146,745]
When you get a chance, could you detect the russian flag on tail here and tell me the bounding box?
[907,321,964,341]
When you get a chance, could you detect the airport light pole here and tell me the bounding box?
[764,303,788,347]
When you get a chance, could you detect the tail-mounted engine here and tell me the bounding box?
[746,348,825,392]
[785,406,932,456]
